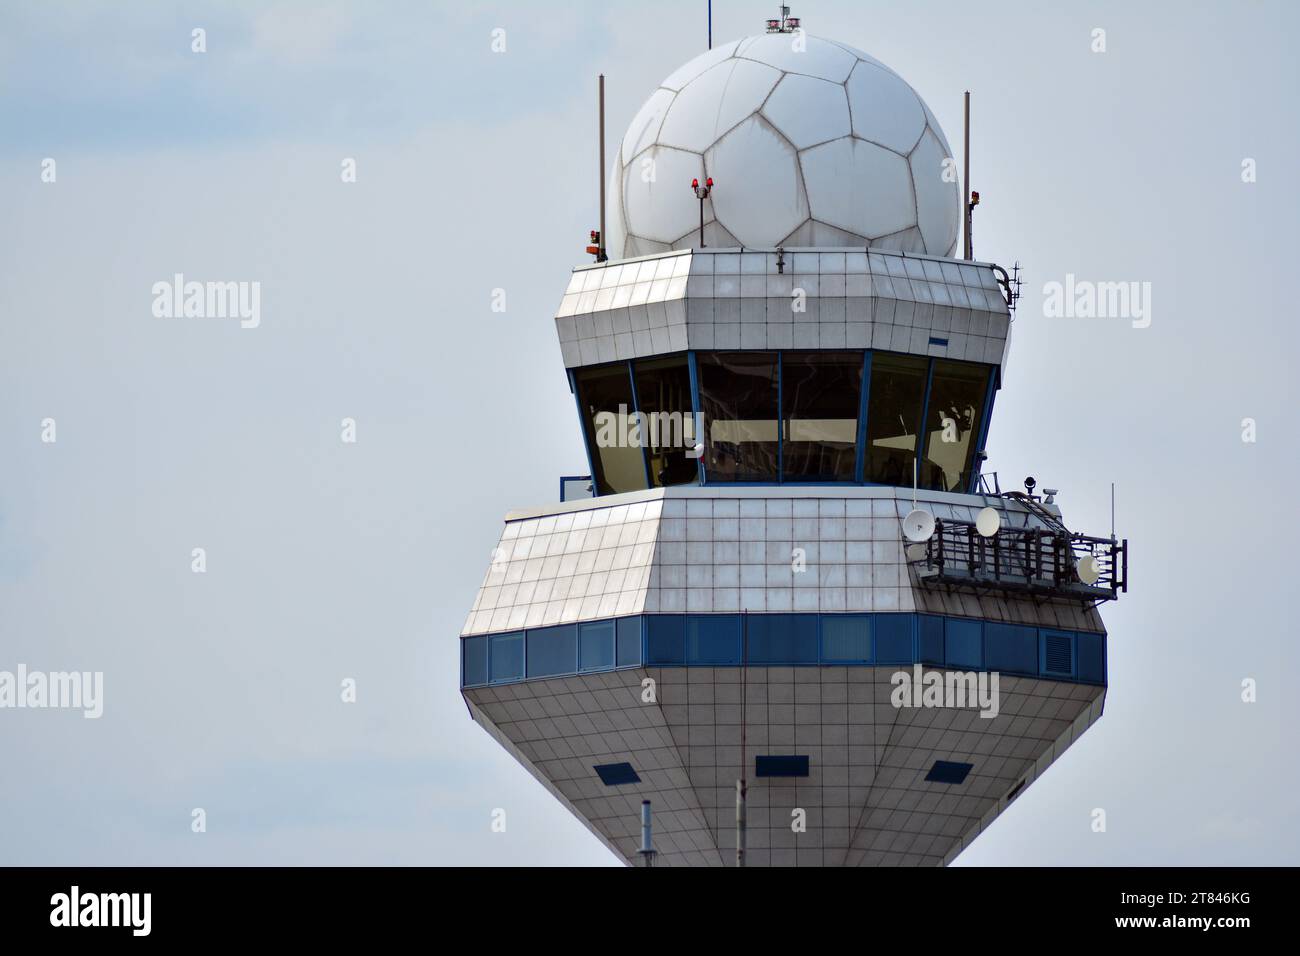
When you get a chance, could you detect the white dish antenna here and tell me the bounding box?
[901,457,935,542]
[902,508,936,543]
[975,507,1001,538]
[1077,554,1101,585]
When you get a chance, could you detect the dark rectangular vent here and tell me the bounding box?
[1044,634,1073,675]
[925,760,973,785]
[755,755,809,778]
[593,762,641,786]
[1006,779,1027,802]
[928,336,949,346]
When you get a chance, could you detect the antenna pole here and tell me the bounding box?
[1110,482,1116,540]
[708,0,712,49]
[963,90,971,260]
[598,74,607,263]
[638,799,656,867]
[737,609,747,867]
[736,779,747,867]
[913,458,918,509]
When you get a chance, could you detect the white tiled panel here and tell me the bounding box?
[461,487,1104,637]
[465,666,1105,867]
[554,247,1012,372]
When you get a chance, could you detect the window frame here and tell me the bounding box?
[571,349,997,494]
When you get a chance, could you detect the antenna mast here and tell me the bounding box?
[638,800,656,867]
[963,91,972,260]
[1111,482,1116,540]
[598,74,607,263]
[737,609,748,867]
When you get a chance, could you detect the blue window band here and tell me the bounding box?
[461,613,1106,689]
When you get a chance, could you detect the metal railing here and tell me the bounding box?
[909,517,1127,603]
[976,471,1001,496]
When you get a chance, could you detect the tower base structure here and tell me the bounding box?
[460,486,1108,866]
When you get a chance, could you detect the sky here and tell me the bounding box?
[0,0,1297,866]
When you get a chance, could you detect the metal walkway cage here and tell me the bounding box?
[910,517,1127,603]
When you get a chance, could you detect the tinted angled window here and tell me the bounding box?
[616,617,642,666]
[489,632,524,683]
[574,364,648,495]
[1077,632,1105,684]
[781,352,863,481]
[984,623,1037,675]
[873,614,913,663]
[821,615,871,662]
[579,620,615,672]
[686,615,741,664]
[646,616,686,664]
[633,356,698,488]
[863,353,927,486]
[527,624,578,678]
[917,615,944,665]
[746,614,818,663]
[945,618,982,668]
[697,352,779,481]
[919,360,988,492]
[462,636,488,686]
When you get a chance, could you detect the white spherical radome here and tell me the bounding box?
[606,33,960,260]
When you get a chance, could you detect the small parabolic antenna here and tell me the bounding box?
[902,457,935,543]
[1077,554,1102,585]
[975,507,1001,538]
[902,508,936,542]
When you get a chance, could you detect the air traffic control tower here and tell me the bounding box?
[458,18,1127,866]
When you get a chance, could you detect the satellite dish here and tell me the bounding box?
[975,507,1001,538]
[1077,555,1101,585]
[902,508,936,543]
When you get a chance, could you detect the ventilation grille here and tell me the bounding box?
[1044,634,1073,675]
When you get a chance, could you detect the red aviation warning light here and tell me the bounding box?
[690,178,714,248]
[766,6,800,33]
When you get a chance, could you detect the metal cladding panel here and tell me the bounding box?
[465,667,1105,867]
[461,487,1105,637]
[462,486,1111,865]
[553,247,1012,371]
